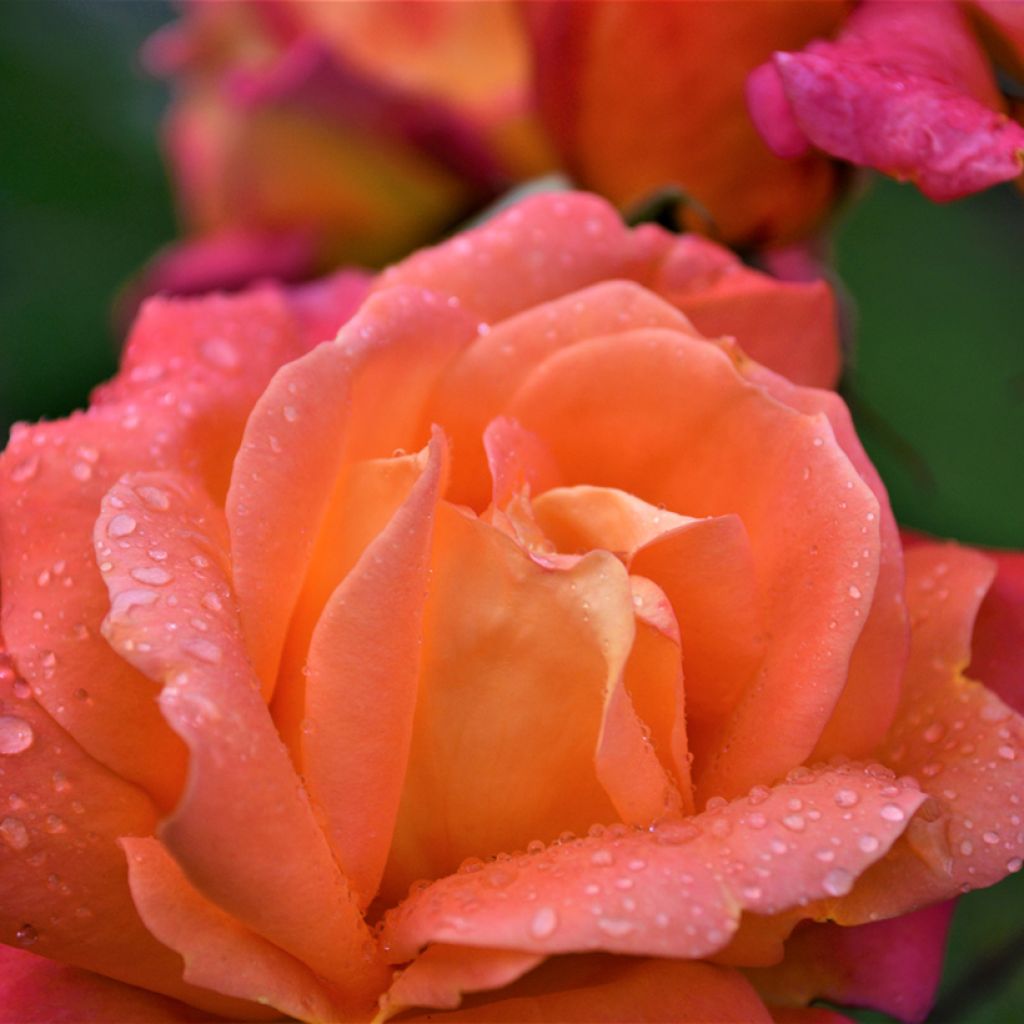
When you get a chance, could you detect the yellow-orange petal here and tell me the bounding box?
[122,837,343,1022]
[506,330,880,799]
[95,472,386,1010]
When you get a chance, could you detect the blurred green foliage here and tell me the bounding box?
[0,2,1022,1021]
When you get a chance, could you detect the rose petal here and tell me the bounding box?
[839,544,1024,921]
[506,329,881,799]
[94,472,386,1010]
[379,505,673,903]
[653,234,840,389]
[399,956,772,1023]
[381,765,924,962]
[968,548,1024,716]
[482,416,562,511]
[0,652,247,1017]
[377,193,673,324]
[0,945,215,1024]
[379,944,543,1022]
[748,901,954,1024]
[226,287,478,698]
[302,431,448,907]
[122,837,342,1022]
[757,1,1024,200]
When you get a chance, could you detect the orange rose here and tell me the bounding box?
[2,194,1022,1022]
[139,0,552,292]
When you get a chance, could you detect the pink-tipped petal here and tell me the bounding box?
[122,837,343,1022]
[400,957,772,1023]
[227,287,478,697]
[747,61,813,159]
[769,2,1024,200]
[969,548,1024,716]
[749,901,954,1024]
[302,431,448,907]
[381,765,924,962]
[482,417,562,511]
[0,945,217,1024]
[94,472,386,1011]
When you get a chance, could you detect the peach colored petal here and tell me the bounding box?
[718,343,908,763]
[0,649,249,1019]
[302,431,448,908]
[378,945,543,1022]
[94,472,386,1011]
[839,544,1024,921]
[506,330,880,799]
[0,287,337,805]
[380,505,672,903]
[122,837,342,1022]
[652,234,840,388]
[748,902,954,1024]
[430,280,691,507]
[482,417,561,511]
[226,287,478,697]
[752,1,1024,200]
[0,945,216,1024]
[381,765,924,962]
[400,956,772,1023]
[375,193,673,324]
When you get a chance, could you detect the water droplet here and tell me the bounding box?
[782,814,806,832]
[529,906,558,939]
[71,462,92,482]
[44,814,66,834]
[597,917,635,937]
[983,831,1000,845]
[834,789,859,808]
[848,585,862,600]
[11,455,40,482]
[283,405,299,423]
[822,867,853,897]
[12,680,31,700]
[130,566,172,586]
[181,638,222,665]
[199,337,240,370]
[960,839,974,856]
[1007,858,1022,873]
[0,817,29,850]
[746,812,767,829]
[741,885,763,901]
[15,924,38,947]
[880,803,905,823]
[107,514,137,538]
[136,485,171,511]
[0,716,35,754]
[858,834,880,854]
[998,745,1016,761]
[591,849,614,866]
[201,592,223,613]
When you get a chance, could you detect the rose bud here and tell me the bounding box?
[1,194,1021,1021]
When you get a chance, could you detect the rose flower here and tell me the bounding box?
[528,0,1024,246]
[138,0,552,294]
[1,194,1022,1022]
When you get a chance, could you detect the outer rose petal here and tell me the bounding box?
[506,329,881,798]
[751,1,1024,200]
[380,766,924,962]
[399,957,772,1023]
[839,545,1024,922]
[302,431,448,907]
[94,472,386,1011]
[226,287,479,697]
[524,0,844,244]
[968,548,1024,716]
[0,654,250,1018]
[0,945,216,1024]
[122,837,342,1021]
[748,901,954,1024]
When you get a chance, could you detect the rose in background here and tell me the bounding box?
[2,194,1023,1022]
[137,0,552,295]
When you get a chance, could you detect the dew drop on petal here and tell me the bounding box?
[107,514,137,538]
[0,817,29,850]
[0,716,34,755]
[597,917,635,937]
[130,567,172,586]
[834,789,859,807]
[858,834,880,854]
[822,867,854,897]
[880,803,906,823]
[15,924,38,947]
[529,906,558,939]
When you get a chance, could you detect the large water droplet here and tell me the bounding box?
[597,917,635,937]
[130,566,172,586]
[529,906,559,939]
[880,803,906,823]
[834,789,859,808]
[591,849,614,866]
[199,337,240,370]
[136,485,171,511]
[0,716,34,754]
[107,514,137,538]
[15,924,38,947]
[0,817,29,850]
[181,638,222,665]
[822,867,854,897]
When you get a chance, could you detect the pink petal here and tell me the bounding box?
[226,287,478,698]
[749,901,954,1023]
[756,1,1024,200]
[506,330,882,799]
[122,837,343,1021]
[381,765,924,962]
[400,957,772,1023]
[0,652,246,1018]
[968,547,1024,716]
[482,416,562,511]
[0,945,216,1024]
[94,472,386,1011]
[301,431,448,907]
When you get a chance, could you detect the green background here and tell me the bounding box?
[1,2,1022,1021]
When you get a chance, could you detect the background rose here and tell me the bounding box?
[1,193,1022,1021]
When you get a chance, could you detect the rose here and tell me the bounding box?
[137,0,552,295]
[1,192,1022,1022]
[528,0,1024,246]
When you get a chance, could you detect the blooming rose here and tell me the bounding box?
[528,0,1024,245]
[1,193,1022,1022]
[139,0,552,293]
